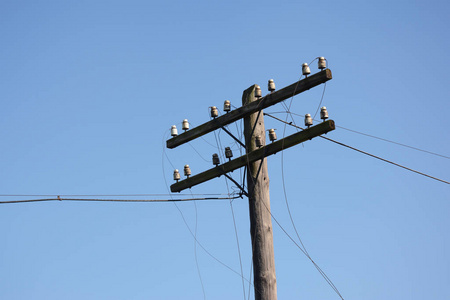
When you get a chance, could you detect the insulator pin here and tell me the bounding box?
[268,79,275,92]
[184,165,191,177]
[182,119,189,131]
[320,106,329,121]
[305,114,313,127]
[302,63,311,76]
[255,85,262,98]
[212,153,220,166]
[318,57,326,70]
[225,147,233,160]
[173,169,181,182]
[223,100,231,113]
[255,135,263,148]
[268,129,277,142]
[210,106,219,118]
[171,125,178,137]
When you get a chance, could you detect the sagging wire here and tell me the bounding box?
[214,124,247,300]
[265,111,450,160]
[189,188,207,300]
[265,112,450,185]
[275,62,345,299]
[162,131,252,296]
[0,196,241,204]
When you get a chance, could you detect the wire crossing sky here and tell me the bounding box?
[1,1,449,300]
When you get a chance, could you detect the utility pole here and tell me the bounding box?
[242,85,277,299]
[166,67,334,300]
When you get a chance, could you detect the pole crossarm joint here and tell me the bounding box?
[166,69,332,149]
[170,120,335,192]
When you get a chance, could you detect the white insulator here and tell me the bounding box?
[302,63,311,76]
[210,106,219,118]
[318,57,326,70]
[255,85,262,98]
[182,119,189,131]
[320,106,329,121]
[173,169,181,181]
[268,129,277,142]
[224,100,231,112]
[212,153,220,166]
[184,165,191,177]
[255,135,263,148]
[225,147,233,160]
[268,79,276,92]
[305,114,313,127]
[171,125,178,137]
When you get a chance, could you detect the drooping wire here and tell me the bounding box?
[265,111,450,160]
[189,143,211,163]
[276,65,344,299]
[0,196,241,204]
[161,131,258,293]
[190,189,207,299]
[313,82,327,119]
[0,193,228,197]
[214,123,247,300]
[258,195,345,299]
[265,113,450,185]
[280,72,310,257]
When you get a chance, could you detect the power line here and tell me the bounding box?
[0,193,228,197]
[277,71,344,299]
[161,132,259,295]
[265,113,450,185]
[0,196,241,204]
[266,111,450,160]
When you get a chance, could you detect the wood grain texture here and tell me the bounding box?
[242,85,277,300]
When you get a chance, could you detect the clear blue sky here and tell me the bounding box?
[1,1,449,299]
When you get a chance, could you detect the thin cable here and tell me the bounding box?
[215,127,247,300]
[265,113,450,185]
[230,196,247,300]
[0,194,228,197]
[191,190,207,300]
[281,74,310,257]
[189,143,211,163]
[322,136,450,184]
[0,197,241,204]
[279,73,339,297]
[269,67,343,298]
[161,132,258,293]
[313,82,327,119]
[256,189,345,299]
[330,123,450,160]
[268,111,450,160]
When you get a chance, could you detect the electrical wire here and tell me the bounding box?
[278,71,343,299]
[0,193,228,197]
[162,130,260,296]
[265,113,450,185]
[215,126,247,300]
[313,82,327,119]
[240,81,343,299]
[189,143,211,163]
[267,111,450,160]
[0,196,241,204]
[190,189,207,300]
[259,196,345,299]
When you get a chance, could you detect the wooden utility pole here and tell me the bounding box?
[166,68,334,300]
[243,85,277,299]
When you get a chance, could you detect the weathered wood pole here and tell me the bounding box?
[243,85,277,300]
